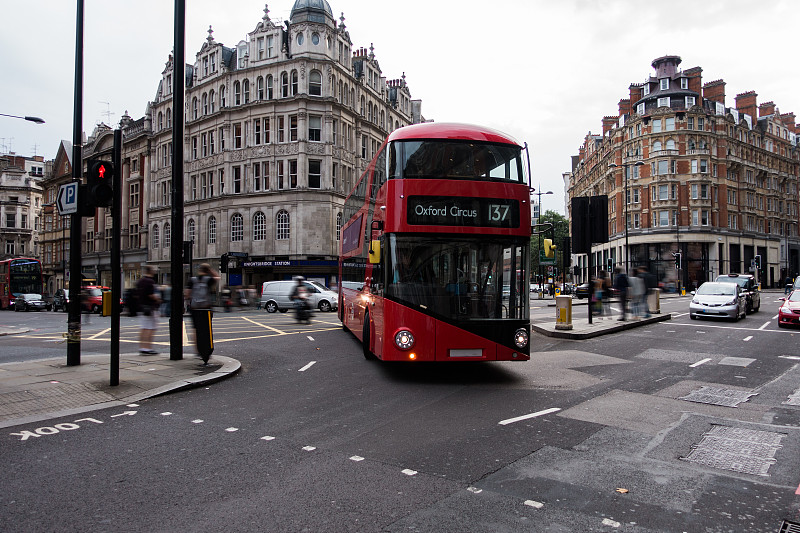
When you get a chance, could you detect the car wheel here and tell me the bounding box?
[318,300,332,313]
[362,311,374,360]
[279,308,288,313]
[265,301,278,313]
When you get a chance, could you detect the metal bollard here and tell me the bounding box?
[648,288,661,314]
[555,295,573,330]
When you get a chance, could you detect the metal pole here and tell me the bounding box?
[110,129,121,385]
[169,0,186,361]
[67,0,84,366]
[624,164,629,274]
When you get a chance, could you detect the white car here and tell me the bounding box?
[689,282,746,321]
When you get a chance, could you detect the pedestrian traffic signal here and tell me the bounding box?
[543,238,556,259]
[754,255,762,270]
[606,258,613,272]
[85,159,114,208]
[673,252,682,270]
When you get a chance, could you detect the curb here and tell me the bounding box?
[531,313,672,340]
[0,327,31,336]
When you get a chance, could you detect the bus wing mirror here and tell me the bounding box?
[369,240,381,264]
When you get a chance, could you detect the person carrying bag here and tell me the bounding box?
[186,263,220,365]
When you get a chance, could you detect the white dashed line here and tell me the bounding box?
[758,322,770,330]
[466,487,482,494]
[261,436,276,441]
[161,412,173,416]
[225,427,239,432]
[401,469,418,476]
[302,446,316,451]
[602,518,621,528]
[772,314,780,320]
[349,456,364,462]
[307,335,315,341]
[299,361,316,372]
[127,403,139,407]
[524,500,544,509]
[192,419,204,424]
[743,336,753,342]
[499,407,561,426]
[690,358,712,368]
[780,356,800,361]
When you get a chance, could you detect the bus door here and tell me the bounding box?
[367,223,385,357]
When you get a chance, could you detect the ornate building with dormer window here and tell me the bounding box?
[146,0,424,288]
[569,56,799,290]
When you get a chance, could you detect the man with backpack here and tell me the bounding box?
[186,263,220,364]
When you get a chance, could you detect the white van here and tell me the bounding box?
[260,280,339,313]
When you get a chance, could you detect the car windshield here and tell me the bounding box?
[788,291,800,302]
[24,294,42,301]
[87,288,103,297]
[697,283,735,296]
[716,276,748,288]
[307,281,330,292]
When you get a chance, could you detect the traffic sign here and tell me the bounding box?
[57,183,78,215]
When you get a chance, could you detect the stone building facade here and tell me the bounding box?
[146,0,423,289]
[569,56,800,290]
[0,153,44,261]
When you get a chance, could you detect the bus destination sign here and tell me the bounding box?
[407,196,519,228]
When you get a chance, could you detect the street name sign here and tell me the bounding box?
[57,182,78,215]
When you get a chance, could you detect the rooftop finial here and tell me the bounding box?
[369,43,374,60]
[263,4,270,23]
[339,12,346,30]
[207,25,214,43]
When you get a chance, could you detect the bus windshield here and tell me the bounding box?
[392,140,524,183]
[385,234,529,320]
[9,259,42,295]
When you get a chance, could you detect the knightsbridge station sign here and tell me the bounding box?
[407,196,519,228]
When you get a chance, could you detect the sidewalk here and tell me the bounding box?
[0,347,240,429]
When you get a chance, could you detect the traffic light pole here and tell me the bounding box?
[67,0,84,366]
[110,129,122,385]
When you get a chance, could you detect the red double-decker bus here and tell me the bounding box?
[339,123,531,362]
[0,257,44,309]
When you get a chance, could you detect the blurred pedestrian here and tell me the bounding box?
[630,268,645,318]
[160,284,172,317]
[642,267,657,317]
[137,265,160,355]
[186,263,220,364]
[785,275,793,295]
[221,285,232,312]
[613,267,629,321]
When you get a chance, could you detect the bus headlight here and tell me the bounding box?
[514,328,529,349]
[394,330,415,350]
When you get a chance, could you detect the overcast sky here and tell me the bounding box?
[2,0,797,214]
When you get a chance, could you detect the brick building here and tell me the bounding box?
[569,56,800,290]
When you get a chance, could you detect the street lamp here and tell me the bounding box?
[0,113,45,124]
[531,186,553,297]
[609,161,644,273]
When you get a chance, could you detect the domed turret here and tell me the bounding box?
[290,0,334,24]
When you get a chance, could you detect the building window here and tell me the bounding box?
[336,212,342,241]
[234,123,242,149]
[220,85,226,108]
[289,115,298,141]
[208,216,216,244]
[281,72,289,97]
[309,160,321,189]
[187,219,196,243]
[263,117,271,143]
[267,35,274,57]
[192,97,198,119]
[164,222,171,248]
[291,70,298,95]
[253,212,266,241]
[309,70,322,96]
[231,213,244,242]
[202,93,208,115]
[277,161,285,189]
[233,166,242,193]
[657,97,670,108]
[266,75,273,99]
[660,78,669,90]
[209,89,215,113]
[129,182,140,208]
[636,102,645,115]
[652,119,662,133]
[234,81,241,105]
[685,96,696,108]
[276,210,290,240]
[665,117,675,131]
[308,115,321,141]
[257,76,264,99]
[152,225,159,248]
[659,211,669,227]
[289,160,298,188]
[243,79,250,104]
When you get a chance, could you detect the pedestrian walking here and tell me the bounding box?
[186,263,220,364]
[137,265,160,355]
[642,267,657,317]
[613,267,629,321]
[629,269,645,318]
[785,276,793,295]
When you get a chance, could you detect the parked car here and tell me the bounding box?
[715,273,760,313]
[689,281,746,321]
[575,282,592,299]
[14,293,50,312]
[778,290,800,328]
[261,279,338,313]
[52,288,69,312]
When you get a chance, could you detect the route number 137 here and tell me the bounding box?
[488,204,509,222]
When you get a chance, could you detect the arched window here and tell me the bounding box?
[234,81,241,105]
[192,97,198,119]
[653,141,662,152]
[164,222,171,248]
[152,224,160,248]
[291,70,298,95]
[309,70,322,96]
[187,219,196,243]
[166,108,172,128]
[688,138,696,150]
[253,212,267,241]
[336,212,342,241]
[380,110,385,129]
[243,79,250,104]
[231,213,244,241]
[266,75,273,99]
[343,83,348,105]
[158,111,163,130]
[339,80,343,103]
[207,216,217,244]
[360,96,365,116]
[331,75,337,99]
[666,139,676,150]
[351,89,355,108]
[220,85,226,108]
[209,89,215,113]
[256,76,264,100]
[276,210,290,240]
[367,101,372,121]
[281,72,289,97]
[202,93,208,115]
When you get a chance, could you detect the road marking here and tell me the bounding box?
[241,316,287,334]
[350,456,365,462]
[161,412,173,416]
[261,436,275,441]
[401,469,418,476]
[758,322,770,330]
[307,335,315,341]
[303,446,316,451]
[110,411,137,418]
[524,500,544,508]
[772,314,779,319]
[499,407,561,426]
[672,312,689,317]
[182,320,190,346]
[690,358,712,368]
[670,323,794,333]
[88,328,110,340]
[780,356,800,361]
[743,336,753,342]
[602,518,621,528]
[299,361,316,372]
[192,419,204,424]
[467,487,482,494]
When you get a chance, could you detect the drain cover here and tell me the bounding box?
[682,425,784,476]
[680,386,757,407]
[779,519,800,533]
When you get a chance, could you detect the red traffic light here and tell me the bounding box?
[97,164,107,179]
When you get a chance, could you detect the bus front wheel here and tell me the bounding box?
[362,311,374,360]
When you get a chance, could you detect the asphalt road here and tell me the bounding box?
[2,296,800,532]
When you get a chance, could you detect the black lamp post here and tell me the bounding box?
[609,161,644,273]
[532,186,553,296]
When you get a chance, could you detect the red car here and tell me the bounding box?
[778,291,800,328]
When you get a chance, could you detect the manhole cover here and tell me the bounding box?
[680,386,757,407]
[682,425,784,476]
